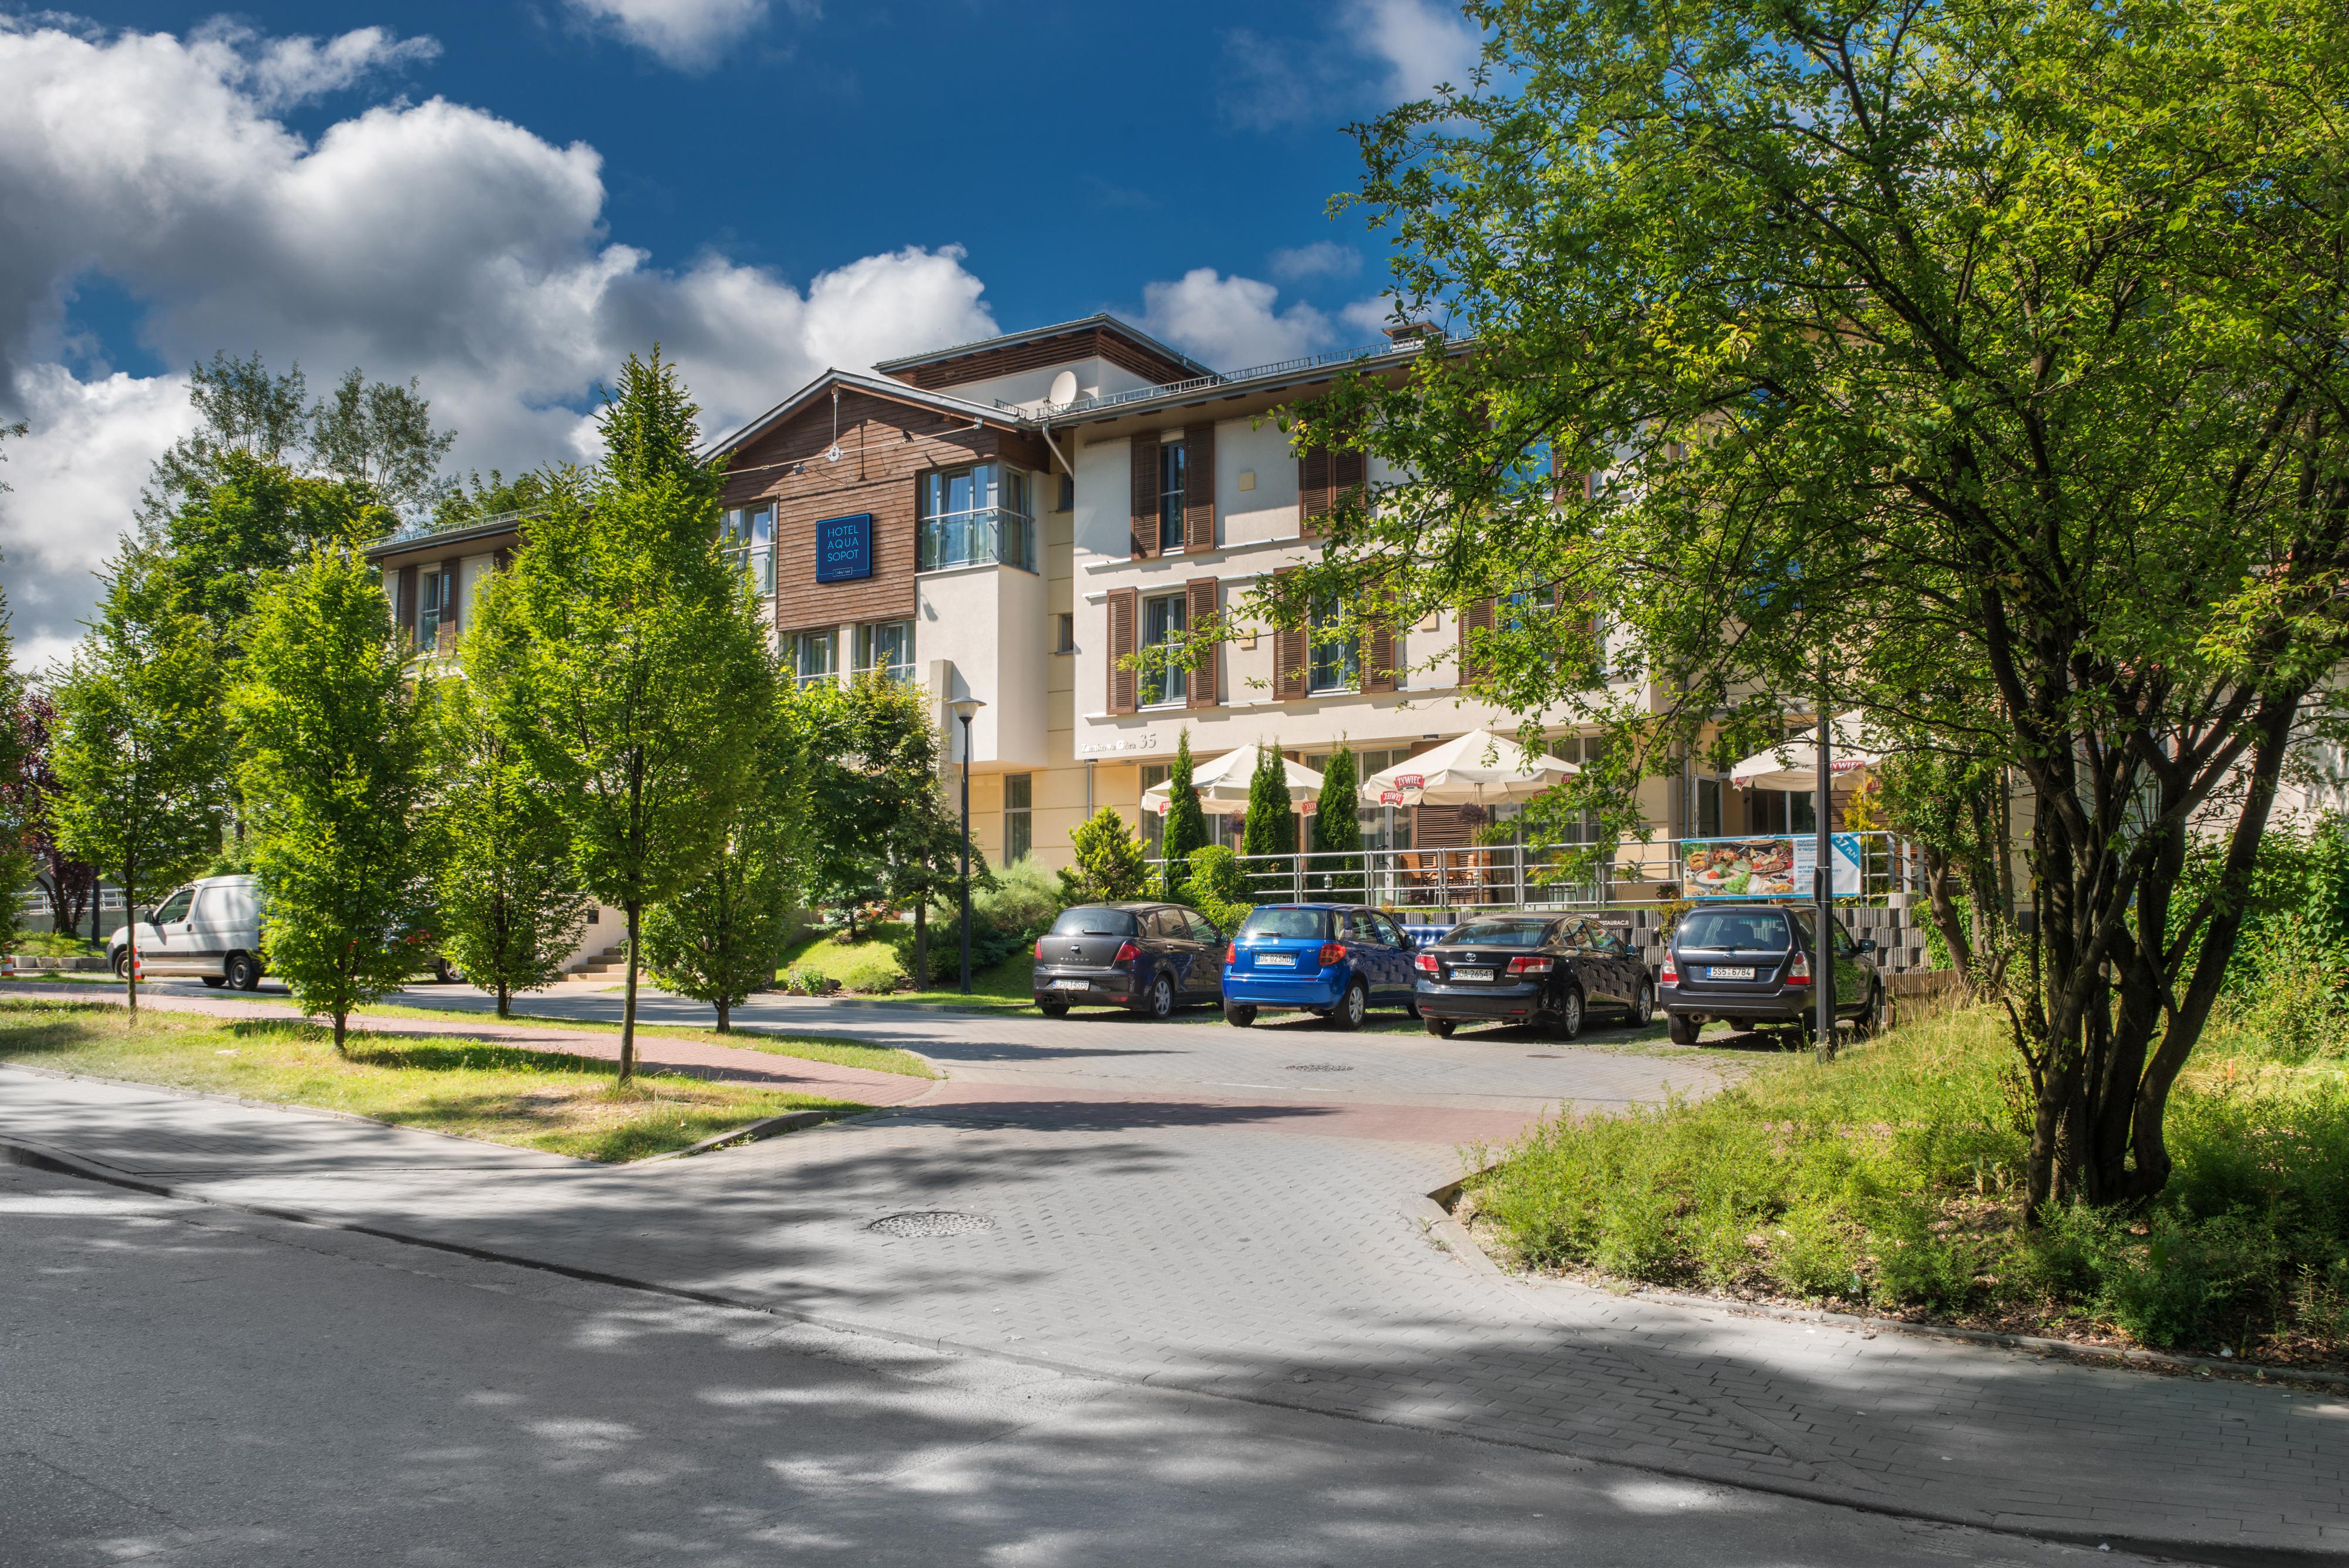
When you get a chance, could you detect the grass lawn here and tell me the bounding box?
[776,931,1032,1010]
[0,998,868,1163]
[1466,1004,2349,1370]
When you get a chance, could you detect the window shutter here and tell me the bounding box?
[1129,435,1160,560]
[397,565,419,641]
[1414,804,1477,850]
[1108,588,1139,714]
[1274,567,1308,700]
[441,558,463,632]
[1458,598,1495,687]
[1185,577,1219,709]
[1182,422,1216,551]
[1298,445,1330,538]
[1331,447,1365,516]
[1364,615,1396,694]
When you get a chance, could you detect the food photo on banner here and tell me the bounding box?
[1679,835,1860,899]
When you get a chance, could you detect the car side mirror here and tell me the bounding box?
[1857,938,1877,955]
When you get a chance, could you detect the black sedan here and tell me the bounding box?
[1032,901,1225,1018]
[1414,914,1656,1039]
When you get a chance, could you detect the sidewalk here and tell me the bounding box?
[2,1062,2341,1564]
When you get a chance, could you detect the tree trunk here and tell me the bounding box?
[122,871,137,1021]
[913,900,929,990]
[496,981,510,1020]
[332,1010,349,1055]
[1920,846,1976,992]
[619,900,640,1086]
[715,998,731,1033]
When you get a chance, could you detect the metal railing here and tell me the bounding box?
[1147,832,1920,914]
[1009,338,1438,419]
[919,509,1034,572]
[386,507,531,545]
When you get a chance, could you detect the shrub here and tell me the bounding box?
[1059,807,1149,904]
[930,856,1064,972]
[11,931,98,958]
[2101,1213,2284,1350]
[1184,846,1253,935]
[836,953,906,994]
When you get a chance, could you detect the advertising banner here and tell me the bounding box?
[1680,834,1860,899]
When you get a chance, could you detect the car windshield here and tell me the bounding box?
[1445,920,1552,948]
[1240,908,1328,941]
[1677,909,1792,951]
[1051,908,1138,937]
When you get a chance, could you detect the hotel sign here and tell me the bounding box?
[815,513,872,583]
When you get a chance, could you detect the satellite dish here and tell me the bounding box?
[1047,369,1078,405]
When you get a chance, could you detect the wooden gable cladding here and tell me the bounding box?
[1129,433,1160,559]
[1273,566,1308,700]
[887,324,1197,394]
[720,387,1007,635]
[1182,422,1216,551]
[1185,577,1219,709]
[1106,587,1139,714]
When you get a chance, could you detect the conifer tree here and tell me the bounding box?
[1240,745,1297,899]
[1313,742,1364,896]
[1160,728,1207,900]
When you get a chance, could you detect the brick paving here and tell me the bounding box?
[3,978,2343,1560]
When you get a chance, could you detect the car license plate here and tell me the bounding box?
[1052,978,1089,990]
[1452,967,1494,982]
[1708,965,1756,980]
[1257,953,1295,968]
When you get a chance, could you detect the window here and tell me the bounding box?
[1139,763,1169,857]
[1157,441,1187,552]
[919,462,1035,571]
[788,629,836,689]
[1748,789,1816,835]
[1054,612,1075,654]
[1308,595,1359,694]
[1184,910,1222,943]
[1239,907,1329,941]
[1052,907,1138,936]
[417,570,449,648]
[854,620,914,683]
[1697,777,1722,838]
[1141,593,1188,706]
[719,505,775,597]
[1056,472,1075,511]
[1003,773,1032,864]
[151,887,194,925]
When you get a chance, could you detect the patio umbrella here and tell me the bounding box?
[1141,744,1324,817]
[1728,711,1882,792]
[1355,728,1579,809]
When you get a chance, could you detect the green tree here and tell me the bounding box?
[1059,807,1149,904]
[1161,728,1208,900]
[488,351,769,1083]
[309,368,457,511]
[1277,0,2349,1216]
[1240,745,1297,897]
[144,451,393,651]
[1313,742,1364,895]
[642,678,803,1031]
[0,588,32,951]
[433,655,590,1019]
[228,548,435,1052]
[49,559,234,1016]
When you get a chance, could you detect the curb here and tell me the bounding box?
[631,1106,853,1163]
[1424,1177,2349,1395]
[5,1131,2333,1566]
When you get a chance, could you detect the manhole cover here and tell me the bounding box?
[1283,1063,1355,1073]
[867,1210,995,1238]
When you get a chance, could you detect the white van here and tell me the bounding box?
[109,874,267,991]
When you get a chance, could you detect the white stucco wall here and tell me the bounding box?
[1217,415,1300,546]
[916,560,1051,768]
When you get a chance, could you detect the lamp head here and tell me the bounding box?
[945,695,986,724]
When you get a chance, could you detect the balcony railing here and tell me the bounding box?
[920,509,1034,573]
[723,546,775,597]
[1007,336,1439,419]
[385,507,531,546]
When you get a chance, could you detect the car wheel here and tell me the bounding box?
[1224,1004,1257,1028]
[1145,973,1175,1019]
[1667,1010,1701,1046]
[1550,985,1585,1041]
[433,957,455,984]
[1038,1000,1070,1019]
[1328,979,1369,1031]
[1855,983,1886,1038]
[1631,981,1655,1027]
[1424,1017,1456,1038]
[226,953,263,992]
[111,948,130,979]
[1404,993,1422,1020]
[200,975,226,989]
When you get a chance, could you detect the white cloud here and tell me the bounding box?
[1220,0,1483,129]
[1139,270,1333,371]
[566,0,770,71]
[228,24,443,108]
[1349,0,1482,101]
[0,15,996,670]
[1268,241,1360,282]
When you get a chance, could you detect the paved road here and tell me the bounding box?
[6,977,2347,1563]
[1,1160,2163,1568]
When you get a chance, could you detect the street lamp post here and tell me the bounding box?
[1815,651,1835,1061]
[945,696,986,995]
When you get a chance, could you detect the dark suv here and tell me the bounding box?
[1658,902,1884,1045]
[1032,902,1225,1018]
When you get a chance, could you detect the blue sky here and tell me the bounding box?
[0,1,1482,661]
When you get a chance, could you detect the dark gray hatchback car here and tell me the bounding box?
[1032,902,1226,1019]
[1658,902,1884,1044]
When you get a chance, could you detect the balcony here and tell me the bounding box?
[723,546,775,598]
[919,509,1034,573]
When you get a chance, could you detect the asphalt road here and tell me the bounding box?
[1,1162,2155,1568]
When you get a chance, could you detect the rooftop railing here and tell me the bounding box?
[385,507,531,545]
[1005,336,1439,419]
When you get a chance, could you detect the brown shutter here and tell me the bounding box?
[441,558,463,632]
[1183,422,1216,551]
[397,565,419,641]
[1129,435,1160,559]
[1274,567,1308,700]
[1298,445,1330,539]
[1184,577,1219,709]
[1331,447,1365,517]
[1364,615,1396,694]
[1458,598,1495,687]
[1414,804,1477,850]
[1108,588,1139,714]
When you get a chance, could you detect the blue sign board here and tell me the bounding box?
[815,512,872,583]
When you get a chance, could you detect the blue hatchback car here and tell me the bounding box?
[1220,903,1424,1029]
